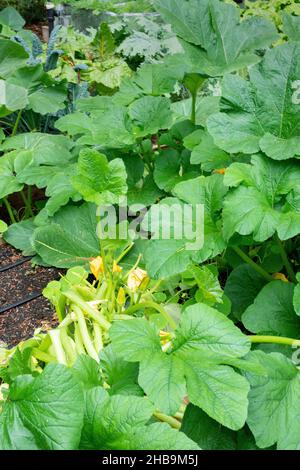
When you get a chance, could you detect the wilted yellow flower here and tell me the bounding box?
[113,261,122,273]
[213,168,226,175]
[90,256,104,279]
[117,287,126,306]
[127,268,149,291]
[272,272,289,283]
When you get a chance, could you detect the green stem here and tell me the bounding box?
[20,190,34,218]
[153,411,181,430]
[12,110,22,137]
[32,348,57,364]
[64,290,111,330]
[3,197,16,224]
[60,328,77,365]
[73,306,99,363]
[74,323,86,355]
[59,314,74,330]
[191,91,197,124]
[96,214,108,278]
[93,321,103,353]
[49,329,67,365]
[27,186,32,210]
[125,301,177,330]
[96,280,108,300]
[274,234,297,283]
[249,335,300,347]
[116,243,134,264]
[233,246,273,282]
[149,279,163,294]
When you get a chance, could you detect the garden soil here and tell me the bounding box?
[0,243,60,347]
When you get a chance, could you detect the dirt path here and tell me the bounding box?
[0,243,61,348]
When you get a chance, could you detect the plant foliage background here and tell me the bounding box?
[0,0,300,451]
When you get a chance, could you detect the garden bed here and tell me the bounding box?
[0,243,60,347]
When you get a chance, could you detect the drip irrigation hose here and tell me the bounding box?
[0,292,42,315]
[0,256,33,273]
[0,255,40,315]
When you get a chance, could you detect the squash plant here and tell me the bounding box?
[1,0,300,451]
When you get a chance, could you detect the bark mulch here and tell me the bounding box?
[0,242,62,348]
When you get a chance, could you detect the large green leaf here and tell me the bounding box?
[142,174,226,278]
[224,264,267,320]
[0,364,84,450]
[33,203,100,268]
[173,173,227,219]
[242,281,300,338]
[0,151,23,199]
[115,62,184,105]
[0,79,28,117]
[0,7,25,31]
[185,362,249,432]
[89,57,131,91]
[185,129,231,172]
[181,404,236,450]
[100,346,143,397]
[128,96,173,138]
[282,13,300,42]
[208,43,300,159]
[3,219,36,256]
[80,388,198,450]
[71,148,127,205]
[223,154,300,242]
[142,194,223,278]
[110,303,250,429]
[127,175,163,207]
[155,0,277,76]
[245,351,300,449]
[14,155,81,224]
[171,96,220,127]
[1,133,74,165]
[154,149,198,192]
[36,169,82,224]
[69,105,135,149]
[0,219,7,233]
[0,39,29,78]
[8,65,67,115]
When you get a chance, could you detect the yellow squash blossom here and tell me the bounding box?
[113,261,122,273]
[127,268,149,291]
[117,287,126,306]
[90,256,104,279]
[272,272,289,282]
[90,257,122,278]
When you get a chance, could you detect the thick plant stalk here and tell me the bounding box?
[49,329,67,365]
[73,306,100,363]
[12,109,22,136]
[93,321,103,353]
[275,235,297,283]
[64,290,111,330]
[153,411,181,430]
[74,323,86,355]
[32,348,56,364]
[20,190,34,218]
[233,246,273,282]
[249,335,300,347]
[60,327,77,365]
[3,198,16,224]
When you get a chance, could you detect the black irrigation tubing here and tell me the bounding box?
[0,292,43,315]
[0,256,33,273]
[0,256,41,315]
